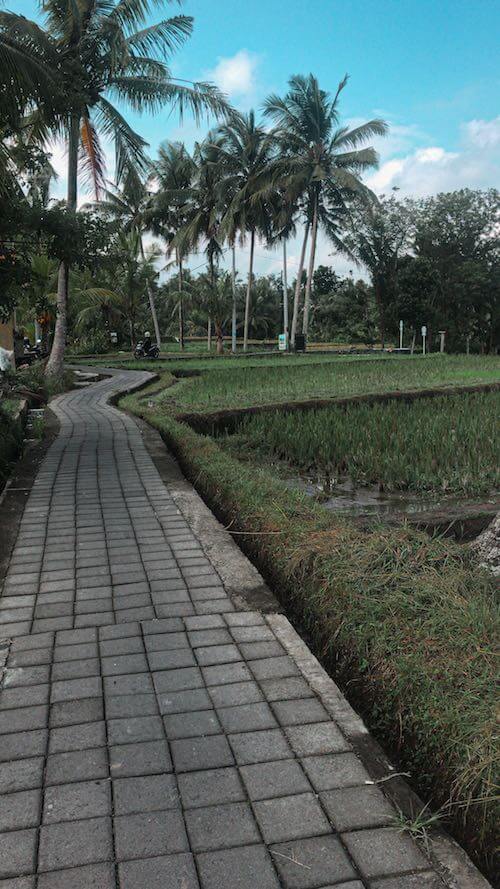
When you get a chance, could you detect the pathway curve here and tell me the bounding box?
[0,372,449,888]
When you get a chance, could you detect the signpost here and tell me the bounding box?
[399,319,404,350]
[278,333,287,351]
[439,330,446,353]
[421,325,427,355]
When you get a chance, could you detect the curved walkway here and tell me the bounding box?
[0,373,452,888]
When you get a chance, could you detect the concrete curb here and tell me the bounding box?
[267,612,492,889]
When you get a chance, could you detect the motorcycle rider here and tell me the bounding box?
[142,331,153,355]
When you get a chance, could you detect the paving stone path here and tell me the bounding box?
[0,372,447,888]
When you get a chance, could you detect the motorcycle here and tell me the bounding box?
[134,341,160,360]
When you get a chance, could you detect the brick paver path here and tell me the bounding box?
[0,372,445,888]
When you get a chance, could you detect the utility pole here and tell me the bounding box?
[282,240,289,349]
[231,243,237,353]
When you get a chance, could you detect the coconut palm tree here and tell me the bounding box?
[197,270,232,354]
[211,111,276,350]
[1,0,229,377]
[263,74,387,343]
[152,141,196,349]
[86,167,163,347]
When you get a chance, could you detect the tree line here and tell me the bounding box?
[1,1,498,369]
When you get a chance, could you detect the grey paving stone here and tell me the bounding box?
[285,722,351,757]
[53,642,98,662]
[0,829,37,880]
[238,640,285,660]
[184,615,225,631]
[50,676,102,704]
[106,693,158,719]
[342,828,429,879]
[38,816,113,872]
[104,673,153,696]
[0,789,40,832]
[196,844,281,889]
[7,648,51,668]
[369,875,445,889]
[177,767,245,809]
[0,758,43,794]
[301,753,371,791]
[99,636,144,657]
[113,774,179,815]
[217,702,278,734]
[321,785,394,831]
[48,720,106,754]
[49,697,103,727]
[194,644,242,667]
[240,758,312,801]
[271,697,329,726]
[171,735,234,772]
[229,624,273,642]
[270,835,357,888]
[118,852,199,889]
[188,629,232,648]
[207,681,263,708]
[0,684,49,710]
[202,662,252,687]
[109,739,172,777]
[51,658,100,681]
[228,729,293,765]
[185,802,260,852]
[0,730,47,763]
[45,748,108,785]
[158,688,213,716]
[107,715,164,745]
[3,664,50,688]
[254,793,331,844]
[43,779,111,823]
[164,709,221,740]
[153,667,203,694]
[147,648,196,671]
[114,809,188,859]
[0,876,36,889]
[37,863,116,889]
[260,677,314,701]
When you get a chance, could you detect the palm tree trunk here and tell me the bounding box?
[215,319,224,354]
[139,236,161,349]
[291,221,310,347]
[45,112,79,378]
[231,243,237,353]
[302,195,319,338]
[177,250,184,351]
[282,239,289,347]
[374,277,385,349]
[243,229,255,352]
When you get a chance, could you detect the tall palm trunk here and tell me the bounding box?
[215,319,224,354]
[291,221,309,347]
[302,193,319,338]
[282,239,289,347]
[374,277,385,349]
[45,113,79,378]
[243,229,255,352]
[207,253,215,351]
[177,249,184,351]
[139,236,161,349]
[231,243,237,353]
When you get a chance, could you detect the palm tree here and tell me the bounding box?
[1,0,228,377]
[197,271,232,354]
[211,111,276,350]
[152,141,196,350]
[86,167,163,347]
[263,74,387,343]
[174,139,226,348]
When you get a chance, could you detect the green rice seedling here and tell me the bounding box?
[223,391,500,496]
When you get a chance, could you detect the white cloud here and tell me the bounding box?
[205,50,259,104]
[47,138,115,207]
[365,115,500,197]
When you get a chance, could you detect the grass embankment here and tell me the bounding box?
[220,391,500,496]
[122,357,499,877]
[112,353,500,415]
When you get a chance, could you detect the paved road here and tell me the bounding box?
[0,373,446,888]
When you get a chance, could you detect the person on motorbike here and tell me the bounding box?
[142,332,152,355]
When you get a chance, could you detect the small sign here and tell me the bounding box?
[421,326,427,337]
[110,331,118,344]
[278,333,287,351]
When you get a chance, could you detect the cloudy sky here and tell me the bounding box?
[16,0,500,278]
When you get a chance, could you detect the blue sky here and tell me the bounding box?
[15,0,500,275]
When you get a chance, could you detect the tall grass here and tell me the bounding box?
[224,391,500,496]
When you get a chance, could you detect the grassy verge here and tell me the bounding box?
[122,372,499,878]
[218,391,500,496]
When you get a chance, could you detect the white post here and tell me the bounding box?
[421,325,427,356]
[399,319,404,350]
[231,244,237,353]
[34,318,42,343]
[439,330,446,353]
[282,240,289,349]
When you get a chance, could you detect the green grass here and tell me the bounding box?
[120,356,500,878]
[220,391,500,496]
[139,354,500,414]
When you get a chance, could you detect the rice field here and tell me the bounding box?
[222,391,500,496]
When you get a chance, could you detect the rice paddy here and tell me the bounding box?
[222,391,500,496]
